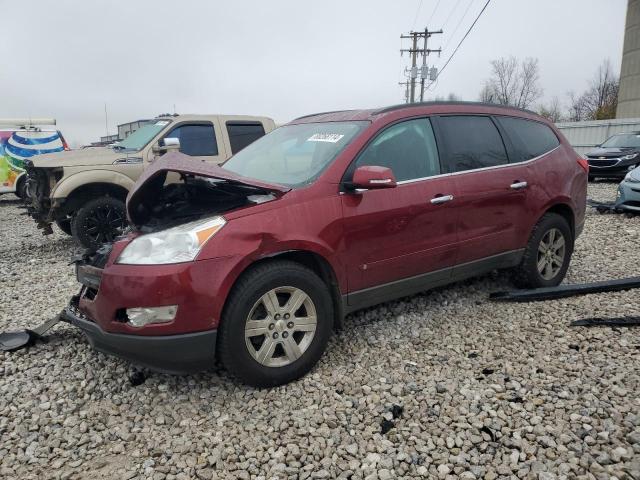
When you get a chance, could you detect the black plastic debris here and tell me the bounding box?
[129,369,147,386]
[468,352,479,359]
[482,368,495,375]
[570,317,640,328]
[569,344,580,351]
[380,419,395,434]
[490,276,640,302]
[0,315,65,352]
[480,426,496,442]
[391,404,404,419]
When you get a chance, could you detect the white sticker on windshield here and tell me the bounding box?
[307,133,344,143]
[155,121,169,126]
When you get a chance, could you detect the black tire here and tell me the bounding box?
[218,260,333,388]
[511,213,573,289]
[71,196,126,249]
[55,218,73,236]
[588,175,595,182]
[14,176,27,199]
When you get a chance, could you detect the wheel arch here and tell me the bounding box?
[62,182,130,214]
[543,202,575,239]
[224,249,345,330]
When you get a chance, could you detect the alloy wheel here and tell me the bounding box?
[84,205,125,244]
[244,286,317,368]
[537,227,566,280]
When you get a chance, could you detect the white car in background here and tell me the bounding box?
[0,118,68,199]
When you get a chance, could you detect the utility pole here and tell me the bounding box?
[400,28,443,103]
[398,80,411,103]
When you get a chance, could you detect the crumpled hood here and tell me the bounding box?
[127,152,290,226]
[29,147,126,168]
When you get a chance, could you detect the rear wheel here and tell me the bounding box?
[511,213,573,289]
[218,261,333,387]
[71,196,126,249]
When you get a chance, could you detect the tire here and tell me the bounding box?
[14,176,27,199]
[511,213,573,289]
[217,260,333,388]
[55,218,73,236]
[71,196,126,249]
[588,175,595,182]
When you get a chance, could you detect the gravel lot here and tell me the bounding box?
[1,182,639,480]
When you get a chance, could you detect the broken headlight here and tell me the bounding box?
[116,216,226,265]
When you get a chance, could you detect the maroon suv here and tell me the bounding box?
[67,102,588,387]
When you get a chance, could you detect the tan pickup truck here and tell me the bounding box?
[26,114,276,248]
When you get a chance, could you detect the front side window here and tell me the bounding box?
[353,118,440,182]
[223,121,367,187]
[497,116,560,162]
[115,121,170,151]
[438,116,508,173]
[227,122,266,154]
[166,123,218,156]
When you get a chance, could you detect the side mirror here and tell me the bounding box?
[349,165,397,190]
[152,137,181,153]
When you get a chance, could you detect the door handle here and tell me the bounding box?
[430,194,454,205]
[510,181,528,190]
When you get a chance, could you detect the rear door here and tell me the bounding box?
[225,121,267,155]
[433,115,530,265]
[340,117,459,300]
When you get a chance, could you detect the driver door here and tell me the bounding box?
[146,120,226,164]
[340,117,459,304]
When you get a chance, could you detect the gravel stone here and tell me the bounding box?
[1,183,639,478]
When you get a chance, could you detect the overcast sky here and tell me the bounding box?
[0,0,627,146]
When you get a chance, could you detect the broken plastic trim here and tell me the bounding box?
[0,313,68,352]
[570,317,640,328]
[490,276,640,302]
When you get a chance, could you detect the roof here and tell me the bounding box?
[290,101,540,124]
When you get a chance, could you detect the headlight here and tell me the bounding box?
[621,153,638,160]
[117,216,226,265]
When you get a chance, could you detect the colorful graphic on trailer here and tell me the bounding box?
[0,130,64,192]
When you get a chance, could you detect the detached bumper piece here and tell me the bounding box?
[0,315,67,352]
[62,298,217,374]
[490,276,640,302]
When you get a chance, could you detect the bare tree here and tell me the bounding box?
[480,56,543,109]
[564,60,619,121]
[538,97,563,122]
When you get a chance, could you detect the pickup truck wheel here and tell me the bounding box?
[55,218,73,236]
[71,196,126,249]
[511,213,573,289]
[14,176,27,199]
[218,261,333,388]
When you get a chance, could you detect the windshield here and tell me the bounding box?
[601,133,640,148]
[222,121,367,187]
[115,120,171,151]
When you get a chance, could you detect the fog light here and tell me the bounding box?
[126,305,177,327]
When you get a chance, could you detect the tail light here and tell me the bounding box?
[577,155,589,173]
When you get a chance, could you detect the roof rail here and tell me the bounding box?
[292,110,357,121]
[374,101,538,116]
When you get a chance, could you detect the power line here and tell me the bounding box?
[412,0,424,29]
[432,0,491,84]
[441,0,463,31]
[426,0,442,26]
[443,0,475,52]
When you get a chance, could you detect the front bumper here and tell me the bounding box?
[63,299,217,373]
[587,158,639,178]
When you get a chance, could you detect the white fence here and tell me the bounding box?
[555,118,640,154]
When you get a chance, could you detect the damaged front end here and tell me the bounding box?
[23,159,65,234]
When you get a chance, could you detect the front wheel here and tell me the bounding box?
[55,218,73,236]
[217,261,333,387]
[511,213,573,289]
[71,196,126,249]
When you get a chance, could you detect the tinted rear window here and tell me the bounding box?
[438,116,508,173]
[497,117,560,162]
[227,122,266,154]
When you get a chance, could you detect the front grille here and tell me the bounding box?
[587,158,619,168]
